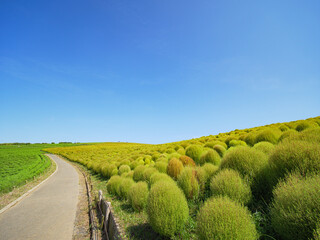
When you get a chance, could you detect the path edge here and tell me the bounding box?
[0,154,58,215]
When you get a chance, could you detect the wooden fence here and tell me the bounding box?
[97,190,122,240]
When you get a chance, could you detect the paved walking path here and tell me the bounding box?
[0,154,79,240]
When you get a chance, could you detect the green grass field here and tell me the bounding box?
[0,143,83,194]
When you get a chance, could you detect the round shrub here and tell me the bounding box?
[213,144,226,157]
[229,139,247,147]
[179,155,196,167]
[167,158,184,180]
[244,133,257,146]
[225,136,237,147]
[269,140,320,184]
[177,148,185,155]
[149,172,175,187]
[279,124,289,132]
[220,146,268,183]
[133,165,146,182]
[270,173,320,240]
[199,149,221,166]
[105,164,117,178]
[197,196,258,240]
[118,164,131,175]
[204,141,228,149]
[253,141,275,155]
[295,121,316,132]
[143,167,158,182]
[210,169,252,205]
[283,128,320,144]
[118,177,135,199]
[155,161,167,173]
[128,181,149,212]
[177,167,199,199]
[147,181,189,237]
[106,175,122,195]
[278,129,298,142]
[111,168,118,176]
[185,145,203,164]
[255,128,280,144]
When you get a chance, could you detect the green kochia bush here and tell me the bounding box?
[268,140,320,185]
[118,164,131,175]
[199,149,221,166]
[210,169,252,205]
[147,181,189,237]
[177,167,199,199]
[106,175,123,195]
[185,145,203,164]
[255,128,280,144]
[213,144,226,157]
[118,177,135,199]
[229,139,247,147]
[220,146,268,184]
[149,172,175,187]
[270,173,320,240]
[197,196,258,240]
[253,141,275,155]
[128,181,149,212]
[143,167,158,182]
[133,165,147,181]
[155,161,167,173]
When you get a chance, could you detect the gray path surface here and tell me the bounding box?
[0,154,79,240]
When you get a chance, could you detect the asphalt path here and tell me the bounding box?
[0,154,79,240]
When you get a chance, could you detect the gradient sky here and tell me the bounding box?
[0,0,319,144]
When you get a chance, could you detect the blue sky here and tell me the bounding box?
[0,0,319,144]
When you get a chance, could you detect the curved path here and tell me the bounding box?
[0,154,79,240]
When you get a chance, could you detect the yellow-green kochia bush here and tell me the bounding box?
[213,144,226,157]
[220,146,268,184]
[147,181,189,237]
[185,145,203,164]
[268,140,320,185]
[128,181,149,212]
[199,149,221,166]
[270,173,320,240]
[142,167,158,182]
[155,161,167,173]
[254,128,280,144]
[106,175,123,195]
[177,167,199,199]
[210,169,252,205]
[197,196,258,240]
[253,141,275,155]
[118,164,131,175]
[133,165,147,181]
[118,177,135,199]
[149,172,175,187]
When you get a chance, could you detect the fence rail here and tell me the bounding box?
[97,190,122,240]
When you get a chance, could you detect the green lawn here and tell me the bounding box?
[0,143,83,193]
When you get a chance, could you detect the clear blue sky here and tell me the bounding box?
[0,0,319,144]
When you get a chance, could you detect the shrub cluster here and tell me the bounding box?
[199,149,221,166]
[128,181,149,212]
[177,167,199,199]
[185,145,203,164]
[167,157,184,180]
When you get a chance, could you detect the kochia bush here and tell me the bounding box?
[268,140,320,185]
[133,165,147,182]
[167,158,184,180]
[177,167,199,199]
[210,169,252,205]
[220,146,268,183]
[179,155,196,167]
[118,164,131,175]
[185,145,203,164]
[118,177,135,199]
[147,181,189,237]
[106,175,122,195]
[255,128,280,144]
[253,141,275,155]
[271,173,320,240]
[149,172,175,187]
[199,149,221,166]
[197,196,258,240]
[128,181,149,212]
[213,144,226,157]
